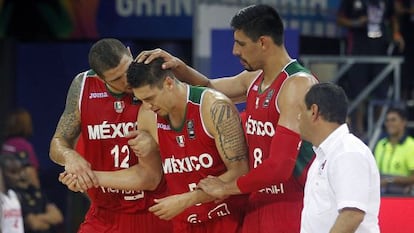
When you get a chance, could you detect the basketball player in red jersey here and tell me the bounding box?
[121,58,249,233]
[136,4,319,233]
[49,38,171,233]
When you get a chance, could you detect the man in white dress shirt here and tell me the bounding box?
[298,83,380,233]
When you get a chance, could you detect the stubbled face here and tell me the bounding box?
[385,112,406,137]
[101,55,133,94]
[232,29,263,71]
[132,83,171,117]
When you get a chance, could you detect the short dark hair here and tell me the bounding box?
[386,107,407,120]
[231,4,284,45]
[88,38,129,77]
[127,58,174,89]
[305,83,348,124]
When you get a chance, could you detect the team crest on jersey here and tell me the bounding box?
[114,100,125,113]
[176,135,185,147]
[252,85,259,91]
[263,89,274,108]
[187,120,196,139]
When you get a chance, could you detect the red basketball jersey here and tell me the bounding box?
[79,70,163,213]
[244,60,315,205]
[157,85,246,224]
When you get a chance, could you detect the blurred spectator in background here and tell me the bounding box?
[12,153,64,233]
[336,0,404,139]
[2,108,40,188]
[395,0,414,100]
[0,154,25,233]
[374,107,414,195]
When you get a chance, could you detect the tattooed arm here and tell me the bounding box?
[205,90,249,180]
[172,89,249,201]
[49,73,98,190]
[196,90,250,198]
[148,89,249,220]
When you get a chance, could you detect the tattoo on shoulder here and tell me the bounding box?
[55,74,83,141]
[210,100,247,162]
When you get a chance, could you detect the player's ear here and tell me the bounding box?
[164,76,175,90]
[259,35,271,49]
[310,104,320,121]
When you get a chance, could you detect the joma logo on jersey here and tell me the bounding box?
[89,92,108,99]
[245,115,275,137]
[163,153,213,174]
[87,121,136,140]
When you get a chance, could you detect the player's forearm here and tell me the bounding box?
[216,162,249,196]
[237,125,301,193]
[135,149,164,190]
[137,148,162,173]
[49,137,77,166]
[95,164,162,191]
[236,155,296,194]
[220,180,242,196]
[185,189,216,206]
[173,59,211,87]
